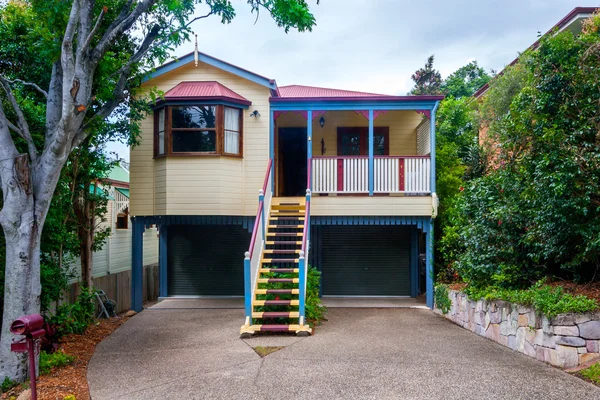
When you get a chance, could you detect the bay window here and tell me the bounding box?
[154,104,243,157]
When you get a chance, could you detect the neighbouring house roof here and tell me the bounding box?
[271,84,444,102]
[107,164,130,185]
[163,81,252,106]
[474,7,598,98]
[143,51,278,93]
[116,187,130,199]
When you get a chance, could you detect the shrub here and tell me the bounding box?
[0,376,17,393]
[39,350,75,375]
[434,284,452,314]
[465,281,598,318]
[580,362,600,385]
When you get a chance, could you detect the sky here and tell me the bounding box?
[107,0,595,161]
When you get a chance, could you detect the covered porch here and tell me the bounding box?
[270,100,440,198]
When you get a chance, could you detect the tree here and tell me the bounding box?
[409,55,442,95]
[0,0,319,382]
[440,61,492,99]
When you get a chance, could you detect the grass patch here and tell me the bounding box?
[579,362,600,385]
[40,350,75,375]
[253,346,284,358]
[464,281,598,318]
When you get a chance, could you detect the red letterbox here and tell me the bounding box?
[10,314,45,400]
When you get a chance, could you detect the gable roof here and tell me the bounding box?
[108,164,129,184]
[474,7,597,98]
[143,51,278,92]
[163,81,251,106]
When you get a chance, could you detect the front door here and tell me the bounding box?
[278,128,307,197]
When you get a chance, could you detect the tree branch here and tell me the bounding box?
[5,78,48,98]
[79,4,107,58]
[0,76,38,161]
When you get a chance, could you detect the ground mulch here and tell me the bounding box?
[548,280,600,304]
[3,314,131,400]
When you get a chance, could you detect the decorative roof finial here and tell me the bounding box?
[194,34,199,67]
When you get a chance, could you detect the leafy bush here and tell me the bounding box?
[580,362,600,385]
[465,281,598,318]
[39,350,75,375]
[434,284,452,314]
[44,288,97,350]
[0,376,17,393]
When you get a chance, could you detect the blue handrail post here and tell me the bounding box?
[298,251,306,326]
[305,189,311,248]
[244,252,252,325]
[259,189,266,239]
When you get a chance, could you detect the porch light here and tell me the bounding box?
[250,110,260,118]
[319,116,325,128]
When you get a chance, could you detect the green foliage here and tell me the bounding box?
[445,13,600,288]
[39,350,75,375]
[465,281,599,318]
[409,55,442,95]
[580,362,600,385]
[47,289,97,337]
[305,267,326,322]
[441,61,492,99]
[63,396,77,400]
[254,266,327,324]
[434,284,451,314]
[0,376,17,393]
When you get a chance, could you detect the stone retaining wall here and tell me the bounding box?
[438,290,600,369]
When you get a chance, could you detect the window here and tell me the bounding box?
[116,208,129,230]
[154,105,243,157]
[337,127,389,156]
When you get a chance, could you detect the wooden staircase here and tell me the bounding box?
[240,197,312,335]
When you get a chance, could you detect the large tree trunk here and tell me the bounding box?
[0,156,43,382]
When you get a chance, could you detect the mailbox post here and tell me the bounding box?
[10,314,45,400]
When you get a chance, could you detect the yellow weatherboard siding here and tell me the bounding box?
[311,196,433,216]
[130,60,271,216]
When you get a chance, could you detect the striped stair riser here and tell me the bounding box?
[265,241,302,245]
[262,259,299,263]
[253,311,300,318]
[259,268,299,273]
[263,250,302,254]
[257,278,299,284]
[254,300,299,306]
[255,289,299,295]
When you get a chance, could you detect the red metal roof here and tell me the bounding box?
[163,81,251,105]
[278,84,390,98]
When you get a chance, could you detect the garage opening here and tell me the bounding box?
[167,225,250,296]
[320,226,411,296]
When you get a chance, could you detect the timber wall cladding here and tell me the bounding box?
[131,61,272,216]
[438,290,600,369]
[68,263,159,313]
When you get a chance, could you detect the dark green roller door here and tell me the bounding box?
[321,226,410,296]
[168,225,250,296]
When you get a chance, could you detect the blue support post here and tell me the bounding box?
[131,217,145,312]
[270,109,275,192]
[305,191,311,247]
[368,110,374,196]
[410,227,419,298]
[430,101,440,193]
[244,252,252,322]
[425,219,434,309]
[158,225,168,298]
[259,191,266,239]
[298,252,306,324]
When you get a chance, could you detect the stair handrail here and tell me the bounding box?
[298,157,312,327]
[244,158,273,326]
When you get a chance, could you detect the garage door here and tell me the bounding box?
[167,225,250,296]
[321,226,410,296]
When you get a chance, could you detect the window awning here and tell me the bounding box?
[116,187,130,198]
[162,81,252,107]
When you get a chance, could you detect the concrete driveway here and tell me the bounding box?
[88,307,600,399]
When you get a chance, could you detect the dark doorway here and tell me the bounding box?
[278,128,307,197]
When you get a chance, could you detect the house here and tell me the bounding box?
[68,164,159,312]
[129,51,442,334]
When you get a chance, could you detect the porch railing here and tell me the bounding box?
[298,158,312,327]
[312,156,430,194]
[243,159,273,325]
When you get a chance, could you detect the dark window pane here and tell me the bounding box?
[374,134,386,156]
[173,130,216,152]
[340,132,362,155]
[172,106,216,129]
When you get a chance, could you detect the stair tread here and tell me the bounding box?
[259,268,298,273]
[254,300,299,306]
[257,278,299,283]
[265,241,303,245]
[253,311,300,318]
[255,289,299,295]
